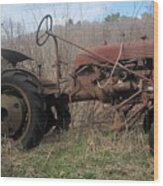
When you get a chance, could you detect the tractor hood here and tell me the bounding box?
[74,40,154,69]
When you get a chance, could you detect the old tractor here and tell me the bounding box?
[1,15,154,152]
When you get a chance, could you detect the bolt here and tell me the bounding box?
[14,103,19,109]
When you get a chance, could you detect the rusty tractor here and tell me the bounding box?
[1,15,154,153]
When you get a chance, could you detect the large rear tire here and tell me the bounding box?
[1,70,47,150]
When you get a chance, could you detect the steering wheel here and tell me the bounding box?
[36,15,53,46]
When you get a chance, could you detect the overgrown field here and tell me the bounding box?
[1,11,154,179]
[2,125,153,180]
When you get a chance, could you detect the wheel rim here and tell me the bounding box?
[1,83,31,140]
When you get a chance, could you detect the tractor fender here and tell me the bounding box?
[2,68,43,94]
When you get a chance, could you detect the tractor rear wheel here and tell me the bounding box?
[1,71,47,150]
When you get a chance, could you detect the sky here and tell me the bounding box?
[0,1,154,33]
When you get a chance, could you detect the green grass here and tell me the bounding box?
[1,126,154,180]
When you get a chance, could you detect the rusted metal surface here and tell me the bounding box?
[64,36,154,130]
[47,30,152,82]
[75,40,153,68]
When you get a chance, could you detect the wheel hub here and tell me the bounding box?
[1,94,25,137]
